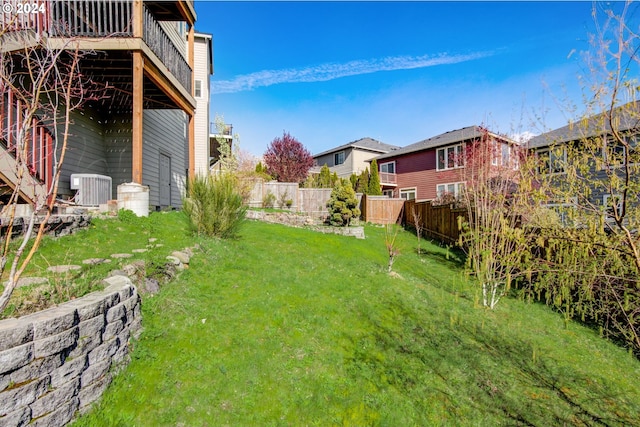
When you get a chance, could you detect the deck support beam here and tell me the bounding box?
[187,24,195,179]
[132,51,144,184]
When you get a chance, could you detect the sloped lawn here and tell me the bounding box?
[72,217,640,426]
[1,211,197,318]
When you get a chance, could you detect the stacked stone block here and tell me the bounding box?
[0,276,142,427]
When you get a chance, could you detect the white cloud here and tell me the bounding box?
[212,51,495,94]
[509,131,538,144]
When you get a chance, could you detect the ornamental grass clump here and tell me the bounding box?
[182,173,247,238]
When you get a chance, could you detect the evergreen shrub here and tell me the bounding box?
[326,180,361,226]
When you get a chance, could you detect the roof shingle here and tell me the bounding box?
[374,125,513,161]
[528,102,640,149]
[313,137,400,158]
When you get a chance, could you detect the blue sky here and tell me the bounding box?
[193,1,632,157]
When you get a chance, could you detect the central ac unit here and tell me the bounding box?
[70,174,112,206]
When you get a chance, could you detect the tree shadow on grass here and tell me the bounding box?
[462,326,639,427]
[343,295,638,426]
[417,246,466,269]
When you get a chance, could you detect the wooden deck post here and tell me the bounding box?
[187,23,195,178]
[132,0,143,184]
[132,51,143,184]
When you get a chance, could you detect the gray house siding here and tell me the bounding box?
[314,147,355,178]
[104,114,133,198]
[531,138,634,212]
[58,110,187,209]
[142,109,188,208]
[57,108,108,198]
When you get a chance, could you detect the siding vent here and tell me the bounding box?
[70,174,113,206]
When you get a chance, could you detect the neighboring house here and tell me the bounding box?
[527,102,640,213]
[312,137,400,179]
[0,1,199,210]
[209,123,234,172]
[371,126,518,200]
[193,32,213,176]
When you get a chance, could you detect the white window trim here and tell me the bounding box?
[603,194,623,218]
[491,140,499,166]
[536,146,567,175]
[603,135,639,168]
[379,161,396,174]
[542,197,578,209]
[436,143,465,171]
[501,143,511,167]
[436,181,465,198]
[399,187,417,200]
[542,197,578,225]
[382,189,394,198]
[194,79,202,98]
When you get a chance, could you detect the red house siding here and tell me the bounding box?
[381,149,464,200]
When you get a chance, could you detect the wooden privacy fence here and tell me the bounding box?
[298,188,333,217]
[403,199,468,245]
[361,195,405,224]
[247,179,332,219]
[248,180,426,226]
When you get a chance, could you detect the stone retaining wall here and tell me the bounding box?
[246,210,365,239]
[0,214,91,239]
[0,276,142,427]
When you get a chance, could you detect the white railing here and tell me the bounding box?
[379,172,397,185]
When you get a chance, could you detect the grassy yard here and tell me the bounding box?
[1,211,197,318]
[59,215,640,426]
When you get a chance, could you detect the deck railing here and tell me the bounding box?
[1,0,50,37]
[2,1,192,94]
[0,88,54,192]
[210,123,233,136]
[142,4,191,94]
[379,172,397,185]
[49,0,133,37]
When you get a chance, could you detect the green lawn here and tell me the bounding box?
[67,216,640,426]
[1,210,197,318]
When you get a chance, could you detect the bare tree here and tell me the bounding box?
[459,130,529,309]
[411,204,423,254]
[384,224,401,274]
[0,25,104,311]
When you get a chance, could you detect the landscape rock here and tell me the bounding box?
[142,278,160,295]
[2,277,49,288]
[121,260,145,279]
[107,270,127,278]
[82,258,111,265]
[46,265,81,274]
[171,251,190,264]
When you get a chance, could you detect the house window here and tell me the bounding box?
[436,182,465,198]
[380,161,395,174]
[502,144,511,166]
[400,188,416,200]
[603,194,623,219]
[194,80,202,98]
[383,189,394,198]
[604,135,639,166]
[334,151,345,166]
[543,197,578,225]
[491,141,499,166]
[437,144,464,171]
[537,147,566,174]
